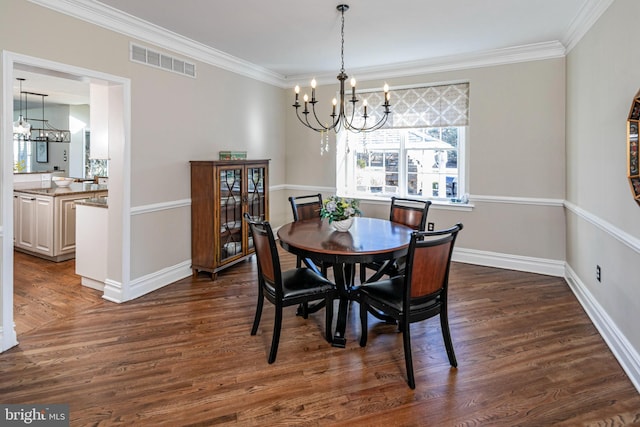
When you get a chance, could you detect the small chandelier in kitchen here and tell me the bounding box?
[292,4,391,133]
[13,78,31,137]
[24,91,71,143]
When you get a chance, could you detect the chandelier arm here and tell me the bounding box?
[343,103,390,133]
[342,99,360,131]
[355,114,389,133]
[295,107,331,132]
[310,101,339,132]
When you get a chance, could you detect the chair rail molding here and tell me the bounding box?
[564,201,640,254]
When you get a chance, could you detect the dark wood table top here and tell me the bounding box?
[277,217,413,265]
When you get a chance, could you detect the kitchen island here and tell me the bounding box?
[13,181,108,262]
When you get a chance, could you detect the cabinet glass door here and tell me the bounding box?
[246,166,266,251]
[219,167,243,262]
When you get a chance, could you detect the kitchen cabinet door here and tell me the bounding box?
[56,197,78,254]
[16,193,54,257]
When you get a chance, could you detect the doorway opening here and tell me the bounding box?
[2,51,132,352]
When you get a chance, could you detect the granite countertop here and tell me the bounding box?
[14,182,108,196]
[75,197,108,208]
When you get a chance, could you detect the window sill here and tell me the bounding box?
[351,195,474,211]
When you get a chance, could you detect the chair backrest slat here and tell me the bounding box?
[244,213,280,288]
[289,193,323,222]
[404,224,462,302]
[389,197,431,231]
[409,240,453,298]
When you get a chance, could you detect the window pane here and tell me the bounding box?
[407,149,457,198]
[343,126,463,200]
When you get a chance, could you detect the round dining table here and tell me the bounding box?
[277,217,413,347]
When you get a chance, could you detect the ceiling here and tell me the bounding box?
[95,0,594,77]
[14,0,602,105]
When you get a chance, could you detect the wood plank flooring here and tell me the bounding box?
[3,249,640,426]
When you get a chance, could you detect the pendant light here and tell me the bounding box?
[22,91,72,143]
[13,78,31,137]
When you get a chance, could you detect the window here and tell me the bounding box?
[84,130,109,178]
[13,136,32,172]
[337,82,469,202]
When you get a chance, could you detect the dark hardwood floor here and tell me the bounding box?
[3,249,640,426]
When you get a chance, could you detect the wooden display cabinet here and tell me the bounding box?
[190,159,269,278]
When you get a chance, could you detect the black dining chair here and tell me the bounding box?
[360,197,432,284]
[244,212,337,364]
[357,223,463,389]
[288,193,329,275]
[289,193,323,223]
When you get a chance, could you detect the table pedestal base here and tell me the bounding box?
[332,264,355,347]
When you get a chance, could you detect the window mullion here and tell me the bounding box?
[399,130,407,198]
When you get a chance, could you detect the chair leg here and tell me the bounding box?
[440,309,458,368]
[324,296,334,344]
[251,290,264,336]
[359,264,367,284]
[402,321,416,389]
[268,305,283,364]
[359,301,368,347]
[296,256,302,269]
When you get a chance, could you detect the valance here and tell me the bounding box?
[358,82,469,128]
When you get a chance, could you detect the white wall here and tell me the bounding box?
[284,59,567,270]
[565,0,640,391]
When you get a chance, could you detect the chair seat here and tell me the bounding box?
[360,277,439,313]
[280,268,335,299]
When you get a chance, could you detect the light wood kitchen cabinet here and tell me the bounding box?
[190,159,269,279]
[14,189,107,261]
[14,193,54,257]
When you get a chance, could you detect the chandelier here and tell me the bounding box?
[292,4,391,133]
[14,82,72,143]
[26,92,71,143]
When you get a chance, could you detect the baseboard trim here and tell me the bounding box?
[102,278,124,303]
[125,260,192,302]
[453,247,566,277]
[0,326,18,353]
[565,265,640,394]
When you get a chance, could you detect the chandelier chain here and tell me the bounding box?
[340,7,345,74]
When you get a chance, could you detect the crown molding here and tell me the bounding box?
[27,0,286,87]
[563,0,615,53]
[293,41,567,87]
[28,0,601,89]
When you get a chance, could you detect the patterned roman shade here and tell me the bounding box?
[359,82,469,129]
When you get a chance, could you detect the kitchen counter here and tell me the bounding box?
[75,197,108,208]
[13,182,108,196]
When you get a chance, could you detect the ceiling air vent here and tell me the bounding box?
[130,43,196,78]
